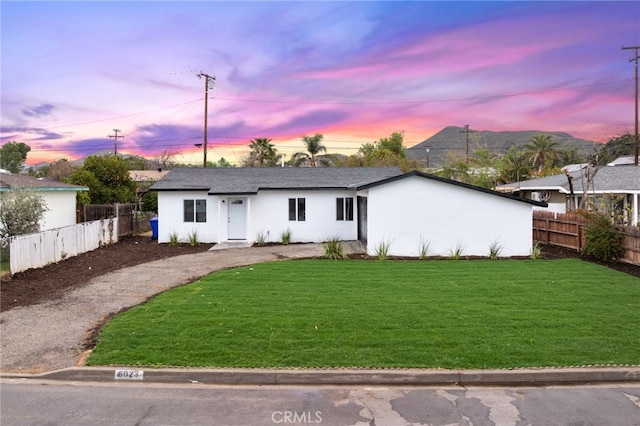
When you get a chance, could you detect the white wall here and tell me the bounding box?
[246,190,358,243]
[366,176,533,257]
[157,189,359,244]
[157,191,219,243]
[41,191,78,231]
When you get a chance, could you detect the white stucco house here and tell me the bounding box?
[495,164,639,226]
[0,171,88,231]
[151,167,545,257]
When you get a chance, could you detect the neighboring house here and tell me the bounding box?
[0,171,88,231]
[495,164,640,226]
[151,167,543,257]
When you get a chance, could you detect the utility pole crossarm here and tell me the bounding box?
[108,129,124,156]
[622,45,639,166]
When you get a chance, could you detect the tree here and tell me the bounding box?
[335,131,420,172]
[151,150,178,170]
[0,142,31,174]
[0,189,48,238]
[597,133,634,164]
[209,157,233,168]
[437,148,499,188]
[45,159,75,182]
[243,138,281,167]
[497,146,531,184]
[292,134,327,167]
[66,155,136,204]
[525,134,560,173]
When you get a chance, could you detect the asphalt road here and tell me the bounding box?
[2,380,639,425]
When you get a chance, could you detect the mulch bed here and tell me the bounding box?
[1,239,638,313]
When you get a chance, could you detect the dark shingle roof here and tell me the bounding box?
[496,165,640,194]
[150,167,404,194]
[0,172,88,191]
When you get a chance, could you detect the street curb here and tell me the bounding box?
[3,367,640,387]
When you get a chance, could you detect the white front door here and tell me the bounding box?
[227,198,247,240]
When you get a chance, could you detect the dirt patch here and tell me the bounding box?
[1,235,212,312]
[1,239,638,314]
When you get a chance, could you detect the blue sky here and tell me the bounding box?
[1,1,639,165]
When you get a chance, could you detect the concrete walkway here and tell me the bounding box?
[2,241,639,386]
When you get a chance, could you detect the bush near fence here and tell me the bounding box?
[8,218,119,275]
[533,210,640,266]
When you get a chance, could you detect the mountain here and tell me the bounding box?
[406,126,599,167]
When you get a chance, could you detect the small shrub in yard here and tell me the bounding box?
[530,242,542,259]
[487,239,503,259]
[168,232,179,246]
[187,230,199,246]
[581,212,624,261]
[448,243,464,260]
[255,230,268,246]
[418,236,431,260]
[375,239,391,260]
[323,236,346,260]
[280,228,292,245]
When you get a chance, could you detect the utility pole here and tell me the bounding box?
[459,124,475,164]
[196,71,215,168]
[622,46,639,166]
[108,129,124,156]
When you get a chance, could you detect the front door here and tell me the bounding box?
[227,198,247,240]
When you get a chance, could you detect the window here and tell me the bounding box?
[336,197,354,221]
[288,198,305,221]
[184,199,207,222]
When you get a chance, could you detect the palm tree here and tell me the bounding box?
[292,134,327,167]
[525,134,560,173]
[244,138,281,167]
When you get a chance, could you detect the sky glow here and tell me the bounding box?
[1,1,639,166]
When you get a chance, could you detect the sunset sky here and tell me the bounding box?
[1,1,639,166]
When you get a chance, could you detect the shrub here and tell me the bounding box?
[530,242,542,259]
[375,239,391,260]
[418,236,431,260]
[280,228,292,245]
[581,213,624,261]
[448,243,464,260]
[187,230,199,247]
[168,232,179,246]
[255,230,268,246]
[487,239,503,260]
[323,236,346,260]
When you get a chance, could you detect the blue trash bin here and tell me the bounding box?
[150,217,158,240]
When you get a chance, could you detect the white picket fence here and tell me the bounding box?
[9,218,119,274]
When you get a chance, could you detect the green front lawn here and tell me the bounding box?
[87,259,640,369]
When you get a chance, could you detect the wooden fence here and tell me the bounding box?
[81,203,151,237]
[9,218,119,274]
[533,210,640,266]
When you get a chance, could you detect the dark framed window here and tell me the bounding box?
[336,197,354,221]
[288,197,306,221]
[184,199,207,222]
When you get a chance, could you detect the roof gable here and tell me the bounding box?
[358,171,547,207]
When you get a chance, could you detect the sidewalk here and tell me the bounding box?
[2,241,639,386]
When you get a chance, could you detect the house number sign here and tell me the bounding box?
[114,369,144,380]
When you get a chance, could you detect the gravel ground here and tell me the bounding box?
[1,243,364,373]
